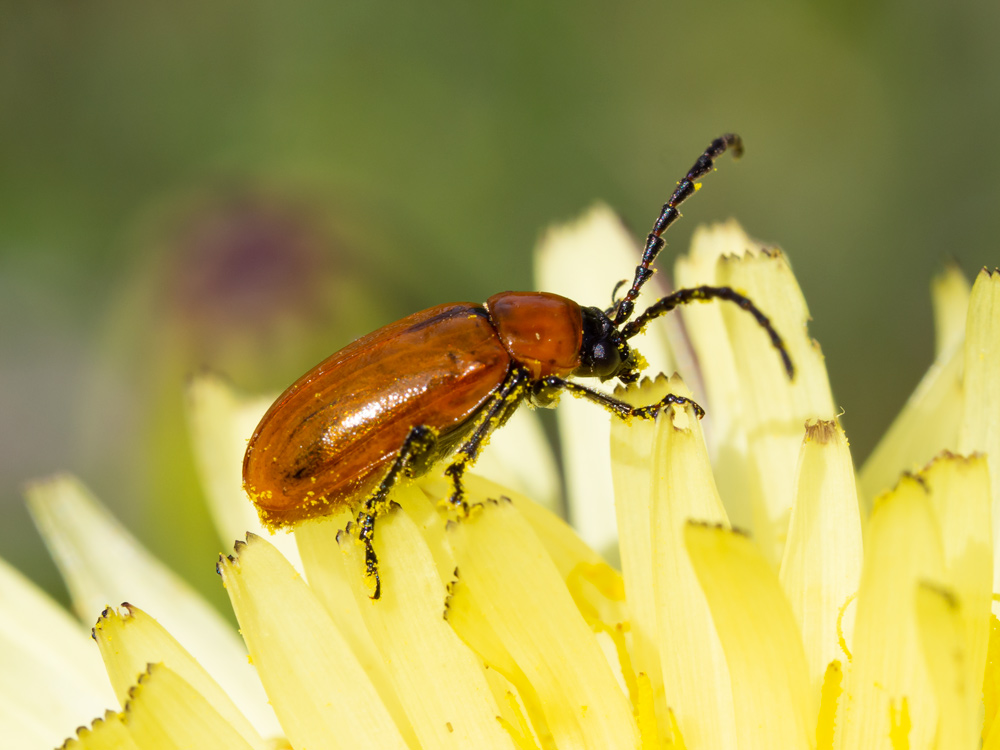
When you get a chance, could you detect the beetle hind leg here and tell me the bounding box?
[357,424,438,600]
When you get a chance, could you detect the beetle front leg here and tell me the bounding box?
[533,376,705,420]
[357,424,438,599]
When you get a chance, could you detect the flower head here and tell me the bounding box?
[3,212,999,750]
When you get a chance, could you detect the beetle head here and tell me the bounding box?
[574,306,640,383]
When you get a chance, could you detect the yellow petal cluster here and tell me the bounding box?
[2,213,998,750]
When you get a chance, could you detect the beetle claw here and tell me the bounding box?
[362,534,382,600]
[452,495,470,518]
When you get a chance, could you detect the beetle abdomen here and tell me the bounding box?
[244,303,511,528]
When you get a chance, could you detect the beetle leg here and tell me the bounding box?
[357,424,438,600]
[443,367,530,516]
[620,285,794,379]
[533,376,706,420]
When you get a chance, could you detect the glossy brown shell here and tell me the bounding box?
[486,291,583,379]
[243,303,511,528]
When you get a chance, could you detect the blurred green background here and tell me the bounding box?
[3,0,999,609]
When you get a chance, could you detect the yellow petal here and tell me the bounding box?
[0,554,114,750]
[858,347,964,505]
[92,604,265,749]
[185,374,302,571]
[123,664,256,750]
[716,249,836,561]
[549,393,619,558]
[984,616,1000,747]
[987,716,1000,750]
[859,264,969,503]
[673,221,756,505]
[608,375,681,742]
[25,475,280,738]
[959,269,1000,586]
[444,473,630,634]
[684,523,813,750]
[448,497,640,750]
[676,222,836,559]
[815,660,844,750]
[839,476,944,749]
[218,534,411,750]
[915,584,975,750]
[423,485,560,745]
[293,509,419,747]
[444,561,555,748]
[60,710,137,750]
[292,511,405,722]
[779,419,862,693]
[444,474,615,584]
[920,452,992,732]
[617,378,737,748]
[931,262,971,358]
[983,615,1000,747]
[338,503,517,749]
[535,205,676,557]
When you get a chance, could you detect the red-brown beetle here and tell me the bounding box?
[244,134,793,598]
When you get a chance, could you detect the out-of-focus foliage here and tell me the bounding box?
[2,0,998,603]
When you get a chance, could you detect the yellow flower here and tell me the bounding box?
[2,212,999,749]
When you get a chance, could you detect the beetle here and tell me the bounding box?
[243,134,794,598]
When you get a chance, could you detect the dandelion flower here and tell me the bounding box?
[3,211,999,750]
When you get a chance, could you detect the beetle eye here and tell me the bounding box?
[587,341,619,376]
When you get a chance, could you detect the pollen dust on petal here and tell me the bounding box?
[889,697,911,750]
[815,660,842,750]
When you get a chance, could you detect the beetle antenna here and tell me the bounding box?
[613,134,743,327]
[604,278,629,316]
[621,284,795,379]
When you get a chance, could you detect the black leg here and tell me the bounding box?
[533,376,705,419]
[620,285,794,379]
[443,368,530,514]
[613,134,743,327]
[357,424,438,599]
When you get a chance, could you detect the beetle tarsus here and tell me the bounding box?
[634,392,706,419]
[362,533,382,600]
[443,464,471,517]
